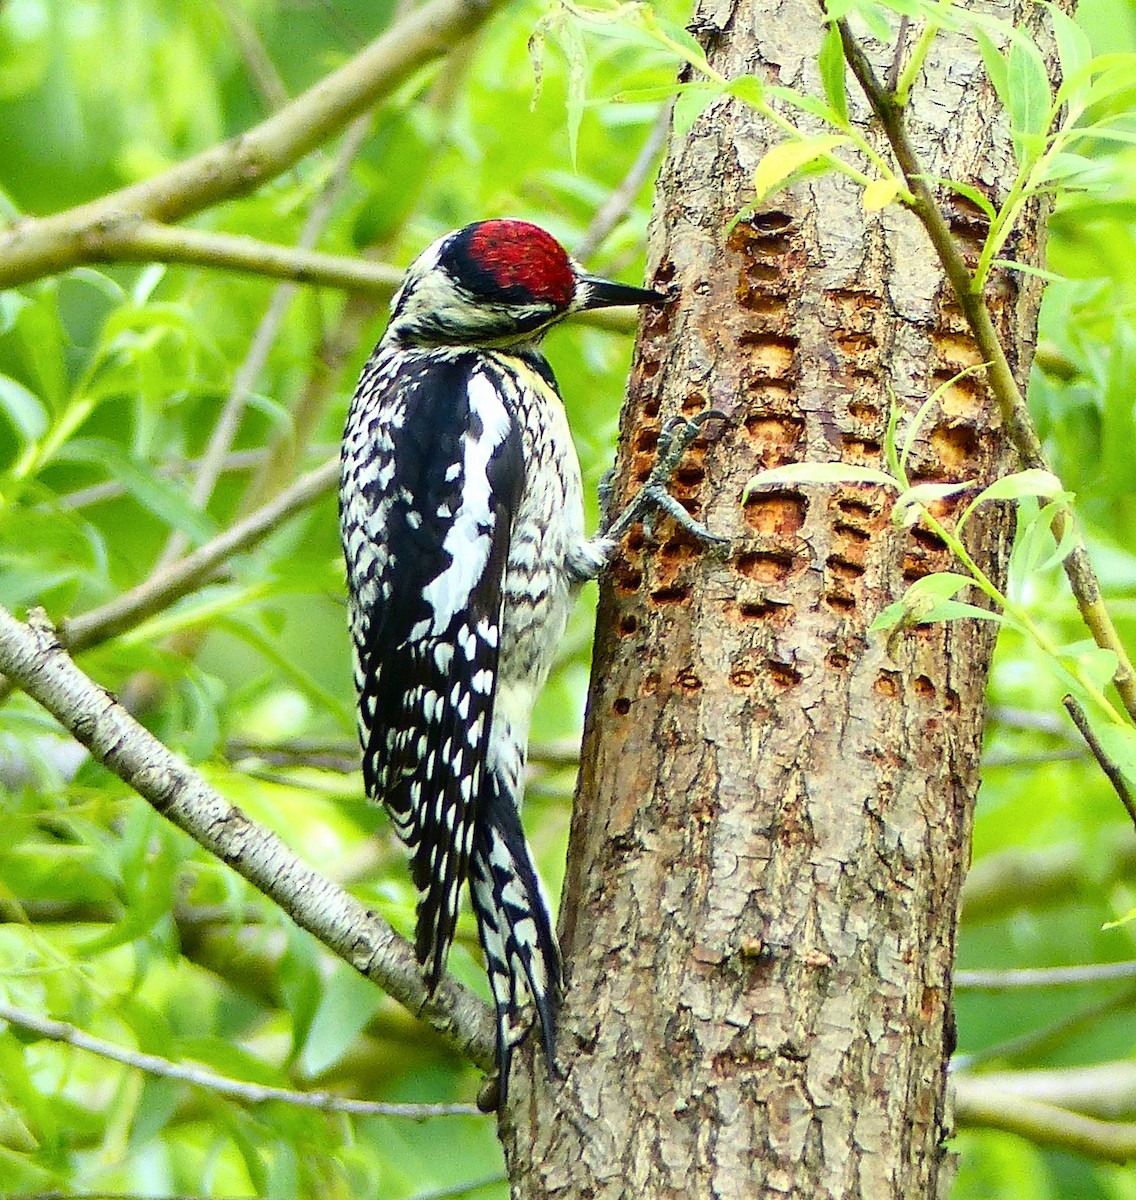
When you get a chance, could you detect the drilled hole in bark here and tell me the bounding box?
[744,413,804,446]
[767,660,802,689]
[729,668,756,688]
[836,332,878,357]
[678,671,702,692]
[655,258,676,284]
[618,614,638,637]
[931,423,980,467]
[824,593,856,613]
[826,555,865,581]
[945,688,960,713]
[875,671,900,698]
[634,427,660,454]
[902,556,933,582]
[835,496,877,519]
[642,395,661,419]
[911,527,948,552]
[640,358,661,380]
[826,651,850,670]
[659,539,695,562]
[738,332,797,380]
[841,436,882,461]
[847,400,880,422]
[931,371,985,418]
[624,526,645,552]
[675,465,705,487]
[749,210,794,233]
[615,564,642,593]
[735,598,792,623]
[650,584,692,606]
[736,550,795,583]
[913,675,936,698]
[612,697,631,716]
[833,520,871,544]
[737,287,788,316]
[743,490,807,536]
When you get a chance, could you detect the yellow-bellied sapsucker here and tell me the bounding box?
[340,219,719,1097]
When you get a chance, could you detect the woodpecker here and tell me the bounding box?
[340,218,719,1099]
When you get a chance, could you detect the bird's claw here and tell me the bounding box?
[603,408,729,546]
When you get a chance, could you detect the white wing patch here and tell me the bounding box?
[420,372,514,634]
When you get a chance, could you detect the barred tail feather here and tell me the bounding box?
[470,782,561,1099]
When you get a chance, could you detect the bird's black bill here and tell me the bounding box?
[578,275,668,310]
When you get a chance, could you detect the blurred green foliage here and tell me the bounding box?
[0,0,1133,1197]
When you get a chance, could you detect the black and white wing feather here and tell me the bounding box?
[340,352,523,989]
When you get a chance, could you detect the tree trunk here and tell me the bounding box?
[503,2,1050,1195]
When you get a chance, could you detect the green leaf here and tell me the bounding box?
[724,76,764,108]
[892,480,974,528]
[743,461,897,502]
[862,178,902,210]
[958,468,1072,532]
[673,86,718,136]
[1007,33,1052,149]
[0,374,48,443]
[974,28,1010,111]
[1041,2,1091,104]
[818,23,849,127]
[753,135,849,201]
[51,438,219,546]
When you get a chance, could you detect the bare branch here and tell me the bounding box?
[0,607,496,1071]
[956,961,1136,989]
[575,102,672,264]
[93,218,403,298]
[0,1000,481,1118]
[955,1061,1136,1122]
[1063,694,1136,829]
[0,0,505,291]
[63,457,339,653]
[954,1076,1136,1163]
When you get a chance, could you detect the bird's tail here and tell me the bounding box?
[469,779,561,1102]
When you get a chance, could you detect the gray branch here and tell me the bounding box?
[0,607,495,1072]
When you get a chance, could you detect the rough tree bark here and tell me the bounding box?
[502,2,1052,1197]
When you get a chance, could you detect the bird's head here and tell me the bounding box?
[385,219,667,348]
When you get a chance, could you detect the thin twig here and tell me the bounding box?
[1063,694,1136,828]
[157,116,374,570]
[0,1000,481,1118]
[0,0,505,291]
[63,458,339,653]
[0,607,496,1070]
[835,15,1136,724]
[956,961,1136,990]
[212,0,291,111]
[575,102,672,264]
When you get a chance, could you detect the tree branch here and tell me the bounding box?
[0,607,496,1072]
[835,15,1136,725]
[954,1076,1136,1163]
[955,1061,1136,1121]
[1063,694,1136,828]
[64,457,340,653]
[0,1001,481,1118]
[955,961,1136,989]
[0,0,504,291]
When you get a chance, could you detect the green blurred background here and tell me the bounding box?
[0,0,1133,1196]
